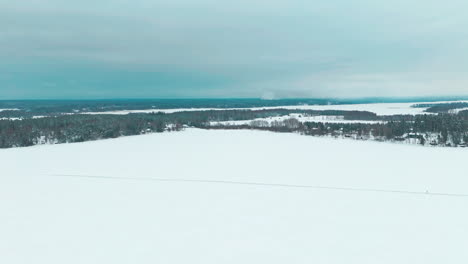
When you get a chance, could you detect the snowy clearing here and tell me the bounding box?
[78,100,468,116]
[0,108,19,112]
[211,114,385,126]
[449,107,468,114]
[1,129,467,264]
[0,116,46,121]
[0,117,22,120]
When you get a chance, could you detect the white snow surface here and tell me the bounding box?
[0,117,22,120]
[449,107,468,114]
[1,129,468,264]
[80,108,219,115]
[79,100,468,116]
[0,116,47,121]
[211,114,385,126]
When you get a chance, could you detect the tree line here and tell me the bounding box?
[1,109,467,148]
[209,110,468,147]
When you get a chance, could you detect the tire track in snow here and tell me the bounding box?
[48,174,468,198]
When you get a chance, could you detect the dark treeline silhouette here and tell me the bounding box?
[3,98,468,118]
[0,109,376,148]
[412,102,468,113]
[1,109,467,148]
[0,99,344,118]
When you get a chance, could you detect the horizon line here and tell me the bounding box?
[1,95,468,101]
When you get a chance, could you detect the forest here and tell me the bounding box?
[0,108,467,148]
[0,99,340,118]
[412,102,468,113]
[209,111,468,147]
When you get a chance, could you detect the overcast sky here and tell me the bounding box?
[1,0,468,99]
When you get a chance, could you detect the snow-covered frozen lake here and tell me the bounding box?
[80,100,468,116]
[1,129,467,263]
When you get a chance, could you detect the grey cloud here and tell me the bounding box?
[1,0,468,98]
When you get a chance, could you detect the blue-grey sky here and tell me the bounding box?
[1,0,468,99]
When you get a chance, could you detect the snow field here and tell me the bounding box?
[1,129,467,264]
